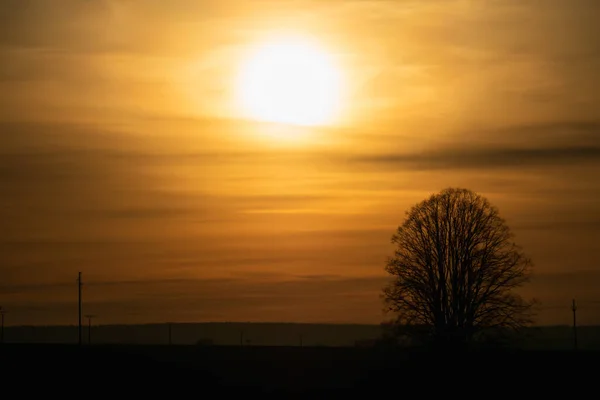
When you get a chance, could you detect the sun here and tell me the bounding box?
[236,36,342,127]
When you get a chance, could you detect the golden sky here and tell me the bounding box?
[1,0,599,326]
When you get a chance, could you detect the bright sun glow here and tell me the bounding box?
[237,36,342,127]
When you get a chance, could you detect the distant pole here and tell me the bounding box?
[240,330,244,346]
[77,272,83,346]
[85,315,96,345]
[572,298,578,350]
[168,323,172,345]
[0,306,6,344]
[299,334,303,347]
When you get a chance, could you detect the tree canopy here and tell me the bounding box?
[384,188,534,346]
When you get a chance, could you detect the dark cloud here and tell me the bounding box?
[1,274,390,325]
[102,206,198,220]
[5,271,597,326]
[457,121,600,146]
[526,270,600,323]
[353,145,600,170]
[0,48,109,83]
[513,219,600,233]
[531,269,600,287]
[0,0,274,56]
[0,0,179,54]
[350,120,600,170]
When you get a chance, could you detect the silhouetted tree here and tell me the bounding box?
[383,188,534,348]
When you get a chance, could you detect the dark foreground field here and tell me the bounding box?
[1,344,598,396]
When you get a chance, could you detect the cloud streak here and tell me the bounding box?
[352,145,600,170]
[1,274,391,325]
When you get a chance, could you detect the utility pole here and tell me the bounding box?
[240,330,244,346]
[299,334,303,347]
[572,298,578,350]
[77,272,83,346]
[168,323,172,345]
[85,315,96,345]
[0,306,6,344]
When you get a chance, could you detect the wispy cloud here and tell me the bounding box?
[1,274,390,324]
[352,145,600,170]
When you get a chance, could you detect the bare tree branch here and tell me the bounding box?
[383,188,534,347]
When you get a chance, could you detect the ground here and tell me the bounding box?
[1,344,598,396]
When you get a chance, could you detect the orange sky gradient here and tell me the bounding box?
[1,0,599,326]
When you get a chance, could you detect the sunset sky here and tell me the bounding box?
[1,0,599,326]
